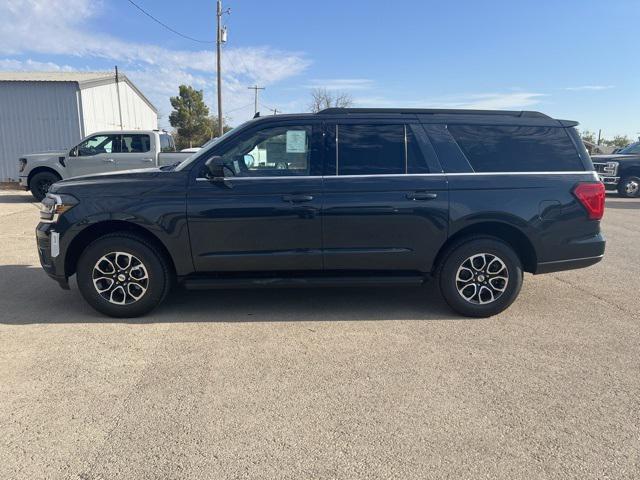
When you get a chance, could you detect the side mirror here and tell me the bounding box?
[205,156,225,178]
[204,156,232,187]
[69,147,78,157]
[243,154,255,168]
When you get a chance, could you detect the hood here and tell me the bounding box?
[592,153,640,161]
[48,166,184,198]
[22,151,66,161]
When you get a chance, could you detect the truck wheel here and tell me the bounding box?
[76,233,171,318]
[617,176,640,198]
[30,171,61,201]
[437,237,523,317]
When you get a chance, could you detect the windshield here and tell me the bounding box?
[175,123,247,171]
[618,142,640,154]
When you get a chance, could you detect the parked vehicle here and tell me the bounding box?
[592,142,640,197]
[19,130,189,200]
[36,108,605,318]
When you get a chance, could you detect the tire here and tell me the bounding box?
[617,176,640,198]
[437,236,523,318]
[76,233,172,318]
[30,171,61,201]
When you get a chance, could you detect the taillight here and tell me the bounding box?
[573,182,605,220]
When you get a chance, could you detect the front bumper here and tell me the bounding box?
[36,222,69,289]
[19,176,28,189]
[598,175,619,186]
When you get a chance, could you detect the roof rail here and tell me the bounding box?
[316,107,550,118]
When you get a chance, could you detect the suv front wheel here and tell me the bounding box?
[76,233,172,318]
[438,237,523,317]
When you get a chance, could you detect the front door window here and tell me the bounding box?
[219,125,313,177]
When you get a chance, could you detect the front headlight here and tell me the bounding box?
[40,193,78,223]
[18,158,27,172]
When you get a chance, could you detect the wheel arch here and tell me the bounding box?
[27,166,62,186]
[434,221,538,274]
[64,220,177,278]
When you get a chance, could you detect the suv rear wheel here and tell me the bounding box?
[76,233,171,318]
[438,237,523,317]
[617,176,640,198]
[30,171,61,201]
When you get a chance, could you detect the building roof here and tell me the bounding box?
[0,71,157,113]
[0,71,122,84]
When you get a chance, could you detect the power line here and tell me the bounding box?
[126,0,215,44]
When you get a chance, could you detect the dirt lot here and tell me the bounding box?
[0,188,638,480]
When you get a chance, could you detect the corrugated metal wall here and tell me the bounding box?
[80,81,157,133]
[0,81,81,181]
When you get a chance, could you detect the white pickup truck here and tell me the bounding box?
[18,130,190,200]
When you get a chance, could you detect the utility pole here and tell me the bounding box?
[248,85,265,115]
[216,0,229,137]
[597,129,602,145]
[114,66,123,130]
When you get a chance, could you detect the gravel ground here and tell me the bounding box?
[0,189,638,480]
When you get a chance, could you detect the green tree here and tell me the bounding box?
[580,130,596,144]
[601,135,631,148]
[169,85,211,149]
[172,116,233,150]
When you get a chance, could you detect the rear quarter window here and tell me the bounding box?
[448,125,584,172]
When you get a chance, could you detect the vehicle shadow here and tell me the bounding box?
[0,265,464,325]
[0,193,36,204]
[605,197,640,210]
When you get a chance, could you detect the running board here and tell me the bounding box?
[182,275,425,290]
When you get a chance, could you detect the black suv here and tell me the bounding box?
[37,108,606,318]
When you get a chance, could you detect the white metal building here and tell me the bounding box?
[0,71,158,180]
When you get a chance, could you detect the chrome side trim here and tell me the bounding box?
[195,171,597,181]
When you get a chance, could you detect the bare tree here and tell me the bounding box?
[308,88,354,113]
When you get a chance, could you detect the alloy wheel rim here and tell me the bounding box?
[92,252,149,305]
[625,180,639,195]
[455,253,509,305]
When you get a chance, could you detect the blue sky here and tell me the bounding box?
[1,0,638,139]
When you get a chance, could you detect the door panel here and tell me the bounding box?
[321,122,449,272]
[114,133,156,171]
[322,175,448,271]
[188,178,323,272]
[66,134,119,177]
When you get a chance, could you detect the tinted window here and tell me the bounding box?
[121,134,151,153]
[448,125,583,172]
[407,125,429,173]
[219,125,312,177]
[619,142,640,154]
[338,124,405,175]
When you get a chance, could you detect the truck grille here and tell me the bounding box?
[593,161,618,176]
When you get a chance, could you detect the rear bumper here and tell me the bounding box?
[535,254,603,274]
[36,222,69,289]
[535,232,605,274]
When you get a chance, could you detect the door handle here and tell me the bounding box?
[282,194,314,203]
[103,158,115,163]
[406,192,438,201]
[142,158,154,162]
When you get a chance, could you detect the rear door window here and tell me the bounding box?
[121,134,151,153]
[448,125,583,172]
[335,124,429,175]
